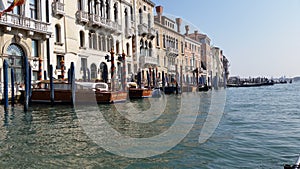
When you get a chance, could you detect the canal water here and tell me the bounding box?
[0,82,299,168]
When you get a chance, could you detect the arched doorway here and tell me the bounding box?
[6,43,25,83]
[100,62,108,83]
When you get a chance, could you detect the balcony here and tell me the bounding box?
[166,47,179,57]
[168,65,176,72]
[185,66,195,72]
[148,27,156,39]
[76,10,89,24]
[138,23,148,36]
[125,28,133,38]
[140,56,158,66]
[52,1,65,17]
[0,13,51,35]
[89,14,101,26]
[105,20,122,34]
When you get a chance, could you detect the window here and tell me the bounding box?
[114,3,118,22]
[139,8,143,24]
[126,43,130,56]
[56,55,64,69]
[163,35,166,48]
[55,24,61,43]
[78,0,83,10]
[32,39,38,57]
[79,31,85,48]
[29,0,37,19]
[8,0,21,15]
[156,32,159,47]
[127,63,131,74]
[90,63,97,79]
[116,41,120,54]
[81,58,87,72]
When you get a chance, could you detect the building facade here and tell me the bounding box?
[0,0,52,96]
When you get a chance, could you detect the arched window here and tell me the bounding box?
[114,3,118,22]
[149,41,152,57]
[106,0,110,19]
[77,0,83,10]
[90,63,97,79]
[148,13,151,28]
[98,34,102,50]
[79,31,85,47]
[163,35,166,48]
[88,32,92,48]
[124,8,128,29]
[102,35,106,51]
[126,43,130,56]
[55,24,61,43]
[156,32,159,47]
[139,8,142,24]
[116,41,120,54]
[140,39,144,55]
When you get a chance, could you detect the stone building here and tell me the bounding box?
[0,0,51,94]
[154,5,184,86]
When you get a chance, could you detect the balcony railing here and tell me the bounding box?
[76,10,89,23]
[166,47,179,57]
[140,56,158,65]
[89,14,101,26]
[148,27,156,39]
[185,66,194,72]
[138,23,148,36]
[168,65,176,72]
[52,1,65,17]
[0,13,51,35]
[125,28,133,38]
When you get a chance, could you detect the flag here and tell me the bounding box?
[0,0,26,18]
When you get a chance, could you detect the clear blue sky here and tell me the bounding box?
[153,0,300,78]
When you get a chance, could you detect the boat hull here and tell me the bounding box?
[128,88,152,99]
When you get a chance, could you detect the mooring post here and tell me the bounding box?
[70,62,75,105]
[29,65,32,99]
[162,71,165,92]
[49,65,54,105]
[67,69,71,84]
[24,57,29,111]
[3,60,9,111]
[11,68,15,107]
[44,70,47,89]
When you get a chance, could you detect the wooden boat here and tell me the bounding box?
[127,82,152,99]
[29,80,72,103]
[75,82,127,104]
[27,81,127,104]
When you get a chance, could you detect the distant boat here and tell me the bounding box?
[227,81,274,88]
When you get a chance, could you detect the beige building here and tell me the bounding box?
[50,0,135,90]
[183,27,202,86]
[154,6,184,86]
[0,0,51,93]
[188,32,212,86]
[133,0,156,86]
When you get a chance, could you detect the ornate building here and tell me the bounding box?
[0,0,51,93]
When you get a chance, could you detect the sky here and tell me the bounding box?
[153,0,300,78]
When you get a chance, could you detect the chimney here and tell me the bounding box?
[194,30,198,36]
[185,25,190,35]
[176,18,182,33]
[156,6,163,24]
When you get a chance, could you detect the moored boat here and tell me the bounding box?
[127,82,152,99]
[76,82,127,104]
